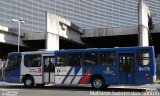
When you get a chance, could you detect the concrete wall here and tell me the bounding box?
[23,32,46,40]
[0,25,26,47]
[152,24,160,33]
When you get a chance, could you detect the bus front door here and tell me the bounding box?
[43,56,55,83]
[118,53,135,84]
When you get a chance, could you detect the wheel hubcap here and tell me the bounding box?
[93,79,102,88]
[26,79,32,86]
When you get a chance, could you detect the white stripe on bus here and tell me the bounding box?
[72,67,82,84]
[64,67,75,84]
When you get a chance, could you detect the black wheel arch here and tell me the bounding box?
[21,74,34,84]
[89,74,105,84]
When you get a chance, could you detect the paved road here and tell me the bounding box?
[0,83,159,96]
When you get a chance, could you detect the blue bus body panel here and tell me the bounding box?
[119,73,135,84]
[97,66,118,84]
[5,67,20,83]
[5,52,21,83]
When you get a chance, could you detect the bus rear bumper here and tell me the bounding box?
[153,75,156,83]
[135,75,156,85]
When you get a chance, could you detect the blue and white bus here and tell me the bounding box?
[4,46,156,89]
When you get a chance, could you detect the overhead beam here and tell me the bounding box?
[82,23,160,38]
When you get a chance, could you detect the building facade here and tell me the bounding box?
[0,0,160,33]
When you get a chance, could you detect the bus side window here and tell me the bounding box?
[100,52,115,66]
[7,55,21,69]
[137,50,150,66]
[83,52,98,66]
[68,53,82,66]
[56,54,66,66]
[24,54,41,67]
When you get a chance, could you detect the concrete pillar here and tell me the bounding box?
[138,25,149,46]
[138,0,150,46]
[46,32,59,51]
[46,11,60,51]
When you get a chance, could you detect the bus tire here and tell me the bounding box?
[91,76,105,90]
[24,77,34,88]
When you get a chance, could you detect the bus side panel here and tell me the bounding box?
[5,67,20,83]
[20,55,43,84]
[104,76,118,85]
[135,65,155,85]
[102,66,119,85]
[78,66,118,85]
[135,76,153,85]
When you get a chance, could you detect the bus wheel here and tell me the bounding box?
[24,77,34,87]
[91,76,105,90]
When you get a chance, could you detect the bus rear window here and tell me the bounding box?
[137,51,150,66]
[24,54,41,67]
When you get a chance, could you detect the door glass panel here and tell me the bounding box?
[119,56,126,72]
[119,53,135,84]
[119,54,134,72]
[44,56,55,72]
[126,55,134,72]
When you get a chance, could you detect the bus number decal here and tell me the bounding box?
[139,67,150,71]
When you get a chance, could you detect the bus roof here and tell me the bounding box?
[8,46,154,56]
[54,46,154,53]
[8,51,55,55]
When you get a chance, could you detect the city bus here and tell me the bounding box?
[4,46,156,89]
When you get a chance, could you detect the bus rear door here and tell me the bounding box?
[42,55,55,83]
[118,52,135,84]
